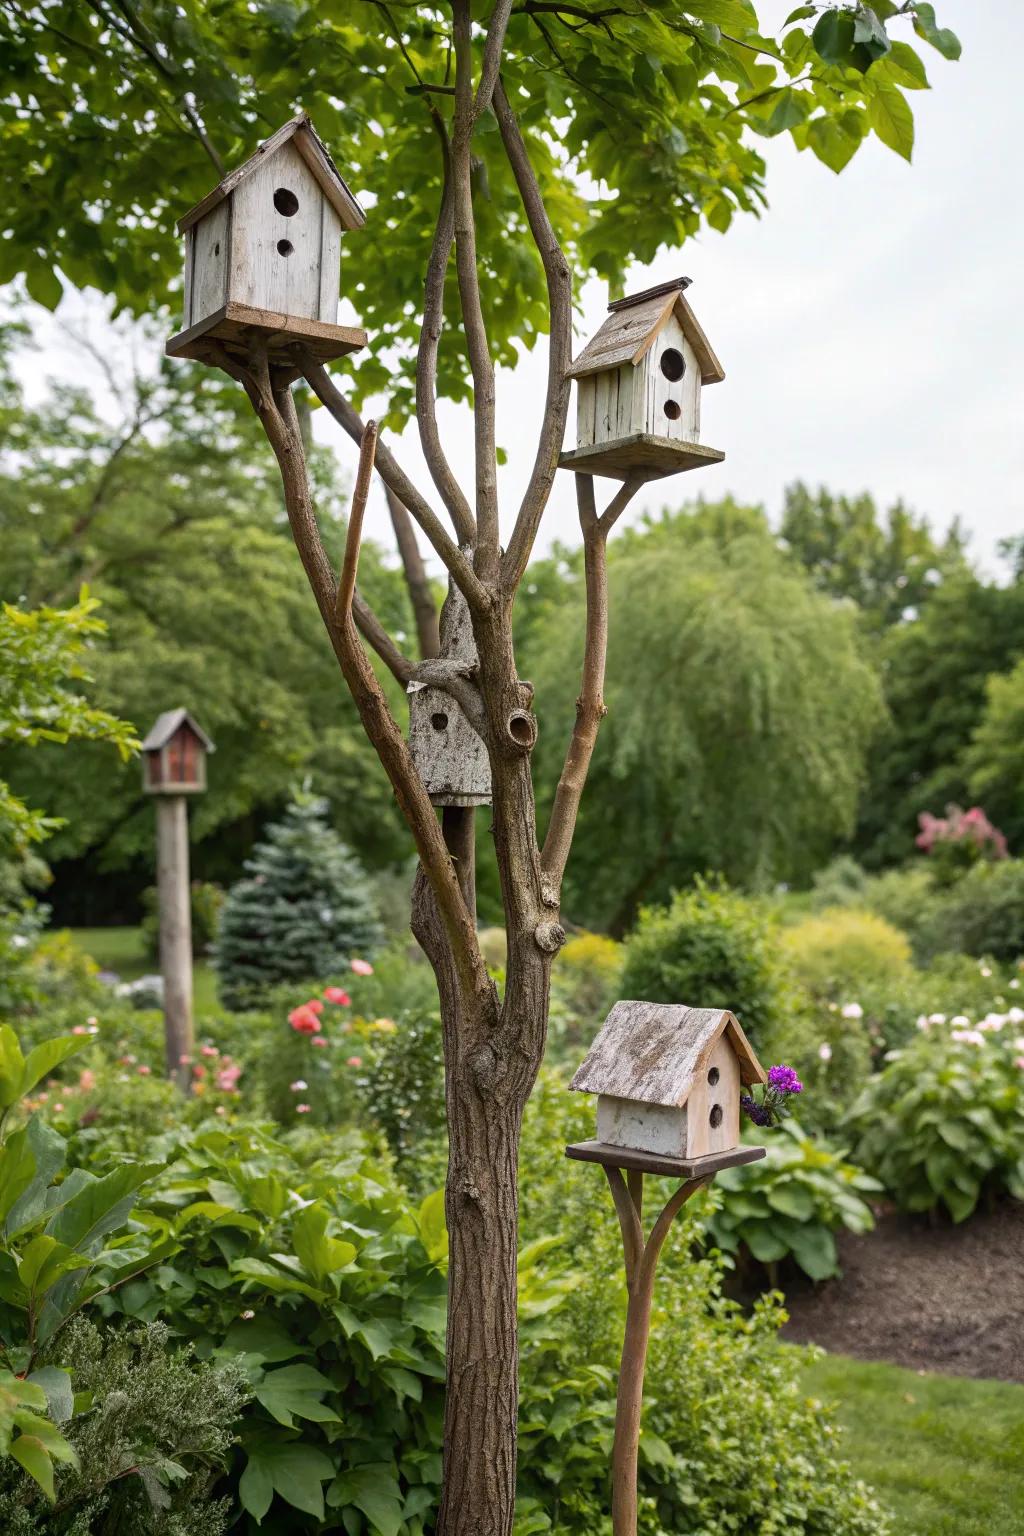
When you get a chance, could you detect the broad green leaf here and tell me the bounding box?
[242,1443,335,1521]
[743,1224,789,1263]
[45,1162,160,1253]
[874,39,929,89]
[19,1037,90,1100]
[852,6,890,63]
[17,1236,89,1297]
[292,1204,357,1283]
[785,1223,839,1280]
[26,1367,73,1424]
[0,1127,39,1229]
[329,1462,404,1536]
[912,3,961,60]
[253,1364,339,1428]
[239,1454,274,1523]
[0,1026,26,1109]
[811,11,856,66]
[765,1184,816,1221]
[5,1118,66,1234]
[24,265,63,313]
[223,1317,306,1363]
[784,5,816,22]
[868,81,914,160]
[807,115,862,174]
[416,1190,447,1263]
[10,1434,57,1499]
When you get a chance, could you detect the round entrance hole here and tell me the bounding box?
[663,399,681,421]
[709,1104,723,1129]
[430,712,449,731]
[277,239,294,257]
[273,187,299,216]
[660,347,685,381]
[707,1066,720,1087]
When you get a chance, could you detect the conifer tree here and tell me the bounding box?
[214,791,380,1009]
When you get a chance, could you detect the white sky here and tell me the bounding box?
[17,1,1021,577]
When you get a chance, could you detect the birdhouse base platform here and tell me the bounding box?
[166,302,367,372]
[565,1140,766,1179]
[558,434,724,481]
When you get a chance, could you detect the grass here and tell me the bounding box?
[68,926,219,1014]
[800,1352,1024,1535]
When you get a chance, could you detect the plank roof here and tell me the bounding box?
[141,708,215,753]
[567,279,724,385]
[177,113,365,235]
[570,1000,765,1108]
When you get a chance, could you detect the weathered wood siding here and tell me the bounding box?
[229,141,326,320]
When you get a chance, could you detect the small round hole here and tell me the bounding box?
[663,400,681,421]
[430,712,449,731]
[660,348,686,382]
[277,239,294,257]
[214,241,220,256]
[273,187,299,216]
[508,712,535,747]
[709,1104,723,1129]
[707,1067,720,1087]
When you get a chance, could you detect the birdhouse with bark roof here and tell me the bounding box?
[141,708,214,796]
[569,1001,766,1165]
[559,278,725,481]
[166,114,368,371]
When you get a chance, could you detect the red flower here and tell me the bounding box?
[346,1055,363,1068]
[323,987,351,1006]
[289,1006,322,1035]
[306,999,324,1015]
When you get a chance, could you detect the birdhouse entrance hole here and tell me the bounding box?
[277,239,294,257]
[431,711,449,731]
[709,1103,723,1129]
[663,400,681,421]
[660,348,685,381]
[273,187,299,216]
[707,1067,720,1086]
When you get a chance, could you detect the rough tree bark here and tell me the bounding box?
[214,12,646,1530]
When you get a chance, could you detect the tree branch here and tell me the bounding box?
[493,76,573,591]
[384,482,441,659]
[299,355,489,611]
[540,471,644,887]
[335,420,380,625]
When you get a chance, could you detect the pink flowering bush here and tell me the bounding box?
[916,802,1009,883]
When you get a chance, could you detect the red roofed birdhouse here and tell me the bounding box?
[559,278,725,481]
[166,114,367,371]
[141,709,214,796]
[569,1001,766,1164]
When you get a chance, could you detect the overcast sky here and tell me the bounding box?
[18,1,1021,577]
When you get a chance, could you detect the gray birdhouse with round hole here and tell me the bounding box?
[166,114,368,372]
[407,577,491,808]
[559,278,725,481]
[568,1001,767,1168]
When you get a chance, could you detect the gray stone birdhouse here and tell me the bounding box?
[569,1001,766,1164]
[559,278,725,481]
[407,581,491,808]
[141,708,214,796]
[166,114,367,370]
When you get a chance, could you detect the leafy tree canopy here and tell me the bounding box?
[0,322,412,878]
[964,657,1024,860]
[0,2,958,418]
[522,499,884,931]
[780,480,967,632]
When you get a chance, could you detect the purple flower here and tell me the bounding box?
[767,1064,803,1096]
[740,1093,772,1128]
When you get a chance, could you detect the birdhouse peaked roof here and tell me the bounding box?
[176,113,366,236]
[569,1000,765,1108]
[567,278,725,385]
[141,709,215,754]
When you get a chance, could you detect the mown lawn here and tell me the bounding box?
[69,926,219,1014]
[801,1352,1024,1535]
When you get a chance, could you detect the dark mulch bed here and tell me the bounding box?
[781,1199,1024,1382]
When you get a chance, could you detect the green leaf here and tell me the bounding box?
[852,6,891,63]
[5,1118,66,1234]
[785,1223,839,1280]
[291,1204,356,1284]
[0,1026,26,1109]
[223,1317,306,1363]
[24,265,64,313]
[19,1037,90,1100]
[784,5,816,22]
[329,1462,404,1536]
[10,1434,57,1499]
[868,81,914,160]
[417,1189,447,1263]
[743,1224,789,1263]
[765,1184,816,1221]
[242,1443,335,1522]
[811,10,856,66]
[912,3,961,60]
[875,39,929,89]
[27,1367,73,1424]
[253,1364,339,1428]
[17,1235,89,1297]
[45,1161,160,1253]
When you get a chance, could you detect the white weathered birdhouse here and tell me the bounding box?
[569,1001,766,1164]
[166,114,367,370]
[559,278,725,481]
[407,580,491,808]
[141,709,215,796]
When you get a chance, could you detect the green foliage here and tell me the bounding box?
[967,659,1024,859]
[919,861,1024,964]
[781,907,913,1002]
[846,1018,1024,1220]
[526,507,883,930]
[810,855,872,911]
[0,6,956,415]
[780,482,966,633]
[0,1317,248,1534]
[708,1121,881,1281]
[362,1010,447,1192]
[620,877,799,1048]
[141,880,224,962]
[214,792,381,1009]
[551,932,624,1024]
[0,590,137,853]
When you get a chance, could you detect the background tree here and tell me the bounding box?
[0,3,961,1533]
[214,790,381,1009]
[524,503,883,932]
[964,658,1024,857]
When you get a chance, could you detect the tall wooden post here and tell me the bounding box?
[156,794,194,1088]
[140,708,215,1089]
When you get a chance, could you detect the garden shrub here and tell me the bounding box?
[846,1013,1024,1220]
[858,864,941,959]
[810,855,870,910]
[214,790,380,1009]
[362,1008,447,1191]
[551,932,624,1023]
[781,908,913,1003]
[620,878,800,1048]
[707,1120,881,1281]
[921,858,1024,963]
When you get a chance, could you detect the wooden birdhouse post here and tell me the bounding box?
[166,113,368,375]
[141,709,214,1087]
[559,278,725,481]
[566,1000,767,1536]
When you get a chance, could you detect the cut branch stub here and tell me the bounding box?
[505,708,538,754]
[534,919,566,955]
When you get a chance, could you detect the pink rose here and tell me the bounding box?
[305,999,324,1015]
[201,1044,219,1058]
[324,987,351,1006]
[289,1006,322,1035]
[296,1103,311,1114]
[311,1036,328,1048]
[216,1063,242,1092]
[72,1025,88,1036]
[351,959,374,976]
[137,1064,151,1077]
[78,1069,96,1092]
[346,1055,363,1068]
